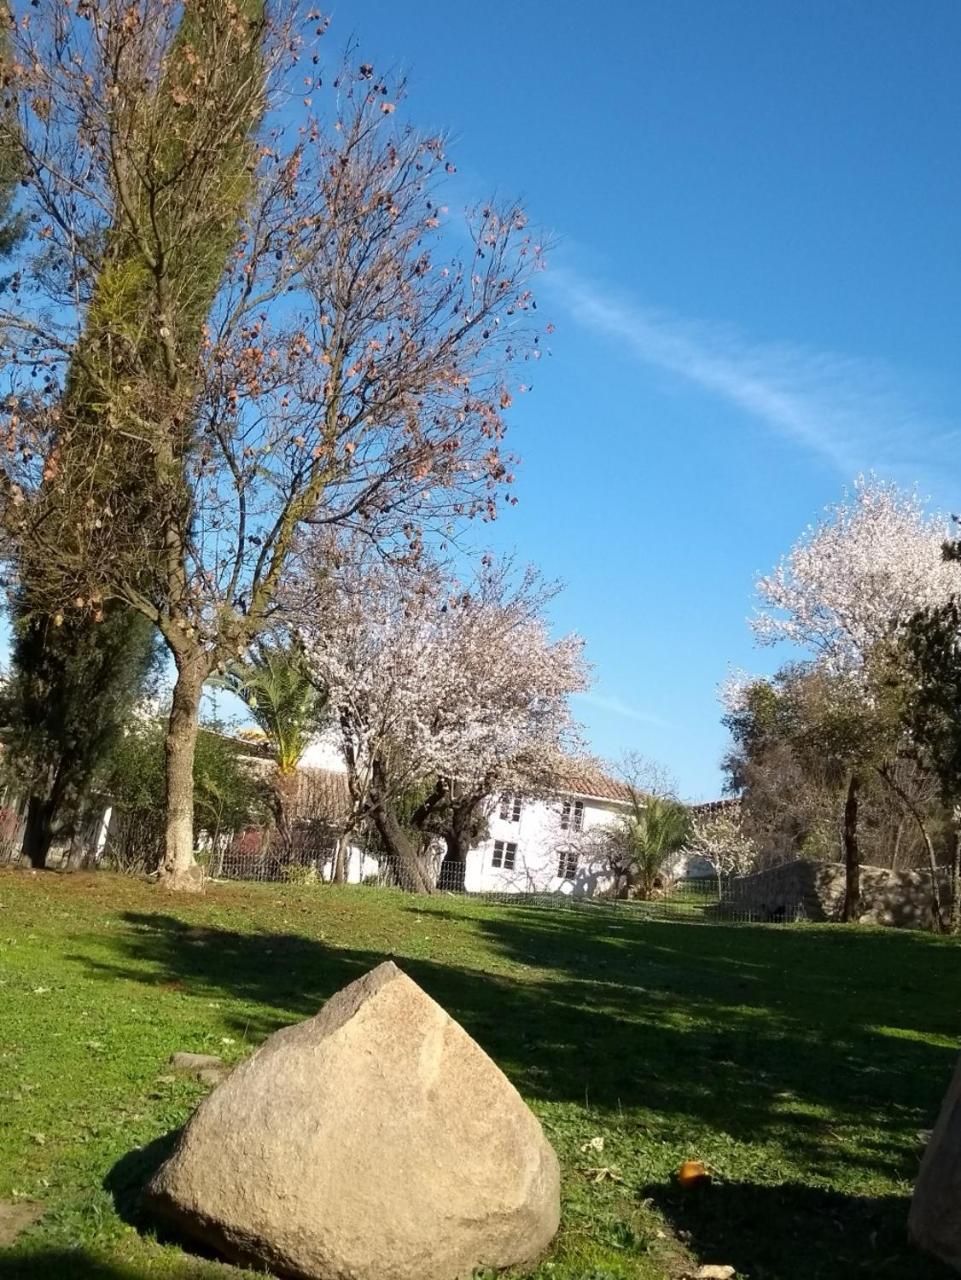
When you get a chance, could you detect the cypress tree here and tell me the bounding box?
[7,2,266,867]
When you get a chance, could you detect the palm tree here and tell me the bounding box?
[605,795,691,899]
[210,643,328,861]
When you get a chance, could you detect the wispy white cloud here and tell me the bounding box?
[575,690,672,729]
[547,269,960,488]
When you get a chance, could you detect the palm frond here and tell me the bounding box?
[209,642,328,774]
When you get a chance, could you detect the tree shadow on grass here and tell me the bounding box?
[417,902,961,1040]
[648,1178,955,1279]
[0,1254,149,1280]
[0,1252,231,1280]
[73,910,959,1178]
[61,905,961,1280]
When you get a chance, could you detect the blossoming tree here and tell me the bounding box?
[298,546,587,892]
[747,477,956,921]
[754,477,956,670]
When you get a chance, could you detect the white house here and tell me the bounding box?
[298,739,636,895]
[233,733,725,898]
[451,767,634,897]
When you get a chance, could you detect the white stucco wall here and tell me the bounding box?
[318,843,377,884]
[299,733,349,773]
[462,793,625,896]
[296,735,631,897]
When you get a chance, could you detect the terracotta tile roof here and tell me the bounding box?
[219,730,274,761]
[689,797,741,816]
[553,764,635,806]
[292,767,351,824]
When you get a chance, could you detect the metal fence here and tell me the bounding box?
[471,876,809,923]
[0,809,810,923]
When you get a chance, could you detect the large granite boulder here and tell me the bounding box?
[910,1053,961,1271]
[145,961,560,1280]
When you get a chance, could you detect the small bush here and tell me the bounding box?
[282,862,319,886]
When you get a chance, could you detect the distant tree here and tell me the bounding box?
[687,808,758,893]
[598,792,691,900]
[750,478,955,922]
[754,477,955,672]
[722,675,839,866]
[0,606,160,867]
[724,661,947,926]
[211,642,328,861]
[902,534,961,932]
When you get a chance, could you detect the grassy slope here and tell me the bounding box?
[0,872,958,1280]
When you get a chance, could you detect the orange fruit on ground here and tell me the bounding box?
[677,1159,710,1187]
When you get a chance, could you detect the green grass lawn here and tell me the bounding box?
[0,871,958,1280]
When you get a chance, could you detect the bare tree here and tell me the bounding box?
[0,5,542,887]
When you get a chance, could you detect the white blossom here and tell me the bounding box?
[687,808,757,879]
[298,550,589,806]
[753,476,956,675]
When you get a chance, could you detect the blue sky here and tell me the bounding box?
[281,0,961,801]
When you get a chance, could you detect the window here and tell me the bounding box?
[491,840,517,871]
[557,849,579,881]
[499,794,521,823]
[560,799,584,832]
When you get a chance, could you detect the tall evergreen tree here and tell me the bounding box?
[2,4,539,893]
[0,605,160,866]
[4,1,267,867]
[0,23,24,261]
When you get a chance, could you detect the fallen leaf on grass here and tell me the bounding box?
[580,1135,605,1153]
[584,1165,622,1183]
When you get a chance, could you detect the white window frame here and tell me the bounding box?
[557,848,579,881]
[492,839,518,871]
[499,794,522,823]
[560,798,584,833]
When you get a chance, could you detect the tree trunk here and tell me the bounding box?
[368,796,431,893]
[444,818,471,864]
[208,832,226,880]
[949,810,961,935]
[890,814,905,872]
[19,761,73,869]
[271,769,299,863]
[332,832,348,884]
[367,757,434,893]
[158,652,207,892]
[20,793,54,869]
[876,765,944,932]
[372,803,434,893]
[842,772,861,923]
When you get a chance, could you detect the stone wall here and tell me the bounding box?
[726,859,954,929]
